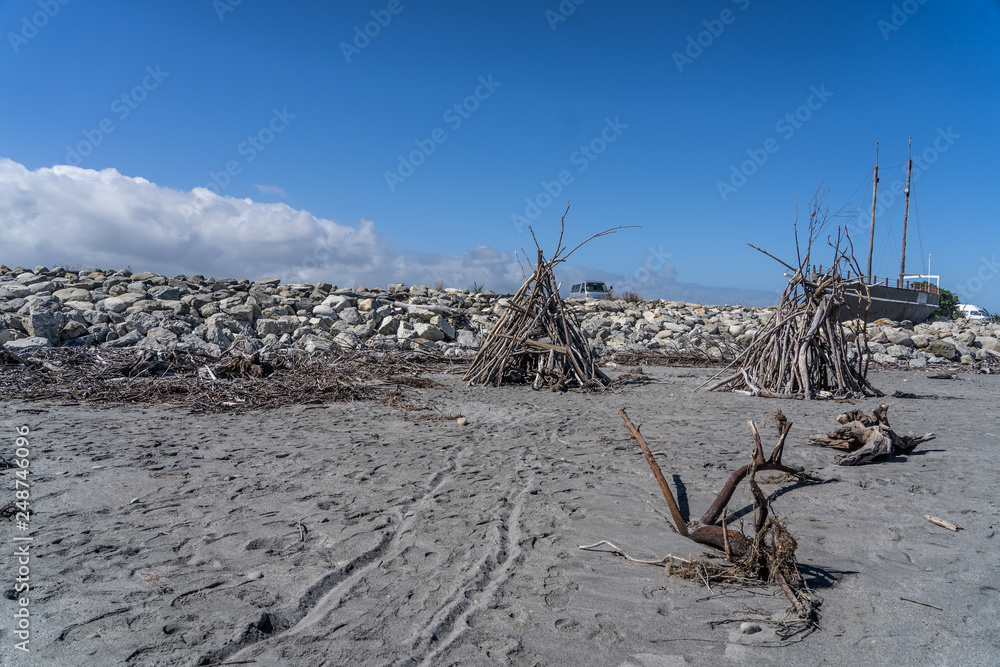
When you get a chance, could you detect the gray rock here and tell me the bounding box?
[177,333,222,357]
[27,280,55,294]
[334,330,362,349]
[87,323,112,343]
[322,295,353,313]
[908,353,928,368]
[106,330,143,347]
[0,285,31,299]
[60,321,90,341]
[146,327,179,347]
[414,323,445,341]
[885,329,914,347]
[207,313,242,333]
[97,297,130,313]
[338,307,363,325]
[431,315,456,340]
[312,305,337,318]
[26,295,62,312]
[198,302,222,317]
[125,311,160,336]
[301,335,332,353]
[224,304,257,322]
[255,318,296,337]
[148,285,182,301]
[83,310,111,326]
[456,330,482,348]
[205,324,234,348]
[886,344,915,359]
[25,311,64,343]
[377,316,400,336]
[15,273,45,285]
[927,339,958,361]
[4,336,51,350]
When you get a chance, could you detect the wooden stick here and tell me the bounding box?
[924,515,962,531]
[900,596,943,611]
[619,409,689,537]
[577,540,690,565]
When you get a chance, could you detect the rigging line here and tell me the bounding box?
[822,171,873,239]
[874,195,900,277]
[914,192,927,273]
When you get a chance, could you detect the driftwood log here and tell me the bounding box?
[807,403,935,465]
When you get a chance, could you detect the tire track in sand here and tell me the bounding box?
[195,446,471,666]
[404,449,536,667]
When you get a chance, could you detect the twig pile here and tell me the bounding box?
[704,196,881,399]
[464,204,622,390]
[807,402,935,465]
[0,346,444,413]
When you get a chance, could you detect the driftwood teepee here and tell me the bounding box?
[705,196,881,400]
[463,205,623,390]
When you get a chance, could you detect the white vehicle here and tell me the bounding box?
[569,281,612,300]
[958,304,990,321]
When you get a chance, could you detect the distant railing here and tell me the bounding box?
[809,266,940,295]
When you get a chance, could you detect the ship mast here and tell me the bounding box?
[866,142,879,282]
[898,137,912,286]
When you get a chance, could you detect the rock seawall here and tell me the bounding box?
[1,265,997,368]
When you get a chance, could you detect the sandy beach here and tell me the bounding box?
[2,365,999,666]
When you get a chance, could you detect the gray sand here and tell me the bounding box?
[2,368,999,665]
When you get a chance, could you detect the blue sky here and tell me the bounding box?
[2,0,998,311]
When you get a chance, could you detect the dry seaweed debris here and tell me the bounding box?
[807,402,935,465]
[464,203,627,391]
[0,345,445,413]
[600,409,820,625]
[702,195,881,400]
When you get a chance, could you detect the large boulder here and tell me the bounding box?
[5,336,51,350]
[25,311,64,344]
[926,339,958,361]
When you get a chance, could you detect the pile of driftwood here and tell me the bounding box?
[602,409,820,625]
[705,201,880,400]
[0,345,441,413]
[807,403,936,465]
[464,205,619,390]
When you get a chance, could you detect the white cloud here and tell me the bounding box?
[0,158,523,290]
[254,184,287,197]
[0,159,777,305]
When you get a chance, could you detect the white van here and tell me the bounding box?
[569,281,612,300]
[958,304,990,321]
